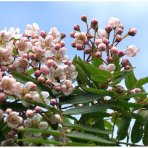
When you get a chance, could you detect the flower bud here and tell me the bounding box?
[91,18,98,30]
[128,28,137,36]
[121,59,129,67]
[26,109,34,118]
[125,65,131,70]
[8,130,16,139]
[106,56,113,63]
[1,66,6,72]
[118,24,124,30]
[40,31,46,38]
[59,41,65,47]
[73,24,80,31]
[50,99,57,106]
[29,53,36,60]
[55,43,61,50]
[6,108,13,114]
[110,46,118,54]
[54,114,62,122]
[70,32,75,38]
[118,50,125,57]
[37,76,45,83]
[46,79,52,85]
[116,28,123,35]
[98,43,106,51]
[35,106,42,112]
[94,51,102,58]
[0,92,7,102]
[32,35,38,39]
[84,47,91,54]
[81,15,87,22]
[103,38,110,45]
[76,44,83,50]
[71,42,76,48]
[115,35,122,42]
[134,88,141,93]
[40,65,49,75]
[35,70,41,77]
[8,65,15,71]
[61,33,66,39]
[105,25,112,33]
[95,39,103,45]
[54,86,61,92]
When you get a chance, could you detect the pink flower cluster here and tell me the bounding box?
[71,16,140,71]
[0,23,77,101]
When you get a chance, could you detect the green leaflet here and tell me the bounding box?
[83,87,115,97]
[65,123,110,135]
[63,104,109,115]
[59,92,102,105]
[17,128,61,136]
[66,131,115,144]
[117,117,131,140]
[131,120,143,144]
[125,70,137,89]
[66,141,95,146]
[16,138,62,145]
[136,77,148,87]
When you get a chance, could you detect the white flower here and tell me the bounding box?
[74,32,87,45]
[54,114,61,122]
[5,112,23,128]
[99,64,115,72]
[25,23,40,36]
[125,45,140,57]
[48,27,61,43]
[108,17,121,28]
[9,27,22,39]
[98,29,108,39]
[0,109,4,120]
[61,80,75,96]
[41,91,49,98]
[38,121,48,129]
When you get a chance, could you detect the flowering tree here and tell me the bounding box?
[0,15,148,146]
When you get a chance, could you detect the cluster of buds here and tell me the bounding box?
[71,15,140,71]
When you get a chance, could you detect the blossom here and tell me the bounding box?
[48,27,61,43]
[99,64,116,72]
[4,112,23,128]
[74,32,87,45]
[61,80,75,96]
[25,23,40,36]
[125,45,140,57]
[98,29,108,39]
[107,17,121,29]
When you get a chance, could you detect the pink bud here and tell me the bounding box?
[134,88,141,93]
[70,32,75,38]
[55,43,61,50]
[24,94,32,100]
[35,70,41,77]
[110,46,118,54]
[118,50,125,57]
[6,108,13,114]
[40,31,46,38]
[35,106,42,112]
[1,66,6,72]
[117,28,123,35]
[8,130,16,139]
[105,25,112,33]
[91,18,98,29]
[94,51,102,58]
[46,60,54,68]
[37,76,45,83]
[81,15,87,22]
[29,53,36,60]
[59,41,65,47]
[121,59,129,67]
[46,79,52,85]
[84,47,91,54]
[8,65,15,71]
[40,65,49,75]
[106,56,113,63]
[119,24,124,30]
[50,99,57,106]
[71,42,76,48]
[128,28,137,36]
[102,38,110,45]
[95,39,103,45]
[115,35,122,42]
[73,24,80,31]
[98,43,106,51]
[32,35,38,39]
[0,93,7,102]
[76,44,83,50]
[54,86,61,92]
[26,109,34,117]
[54,114,61,122]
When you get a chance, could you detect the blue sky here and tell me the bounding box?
[0,1,148,90]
